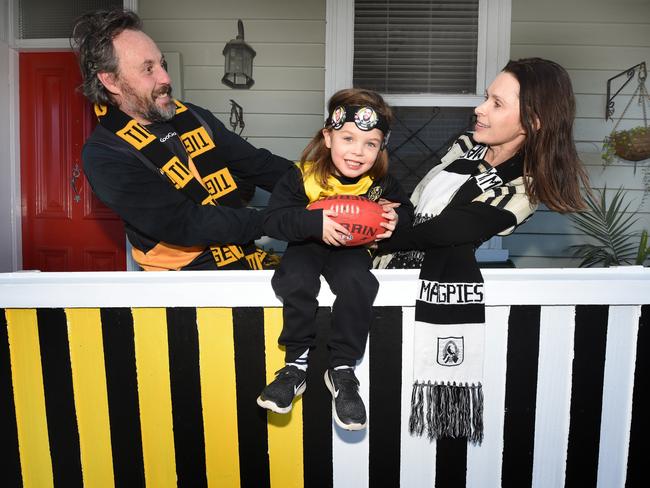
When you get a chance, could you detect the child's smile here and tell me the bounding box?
[323,122,383,179]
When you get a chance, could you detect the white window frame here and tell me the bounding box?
[325,0,512,263]
[325,0,512,108]
[9,0,139,49]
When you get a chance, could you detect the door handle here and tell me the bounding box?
[71,163,82,203]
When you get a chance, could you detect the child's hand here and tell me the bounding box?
[322,209,352,246]
[375,199,400,240]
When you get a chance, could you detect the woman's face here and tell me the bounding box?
[322,122,383,178]
[473,72,526,155]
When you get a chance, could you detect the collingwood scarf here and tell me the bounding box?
[94,100,266,270]
[378,134,536,445]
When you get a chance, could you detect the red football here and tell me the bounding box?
[308,195,388,246]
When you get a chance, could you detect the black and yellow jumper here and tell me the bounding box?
[82,102,293,270]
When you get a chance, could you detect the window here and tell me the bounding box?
[353,0,479,95]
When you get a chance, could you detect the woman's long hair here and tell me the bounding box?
[504,58,589,212]
[300,88,393,189]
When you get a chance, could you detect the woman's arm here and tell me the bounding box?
[377,201,517,252]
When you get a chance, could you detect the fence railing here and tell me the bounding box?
[1,268,648,488]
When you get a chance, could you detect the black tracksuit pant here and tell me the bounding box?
[271,241,379,368]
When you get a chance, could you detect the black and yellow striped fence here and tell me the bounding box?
[1,269,649,487]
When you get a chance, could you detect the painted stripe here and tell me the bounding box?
[196,308,241,487]
[6,309,54,488]
[597,306,641,488]
[333,323,370,488]
[436,439,467,487]
[1,310,22,487]
[65,308,115,488]
[400,306,437,487]
[502,305,541,488]
[626,305,648,488]
[166,308,207,487]
[531,306,575,488]
[368,306,402,487]
[233,307,270,488]
[263,307,304,487]
[100,308,145,487]
[467,306,511,488]
[132,308,177,487]
[565,305,609,488]
[36,308,83,488]
[302,307,333,488]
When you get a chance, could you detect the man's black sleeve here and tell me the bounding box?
[378,202,517,252]
[82,142,264,247]
[188,103,294,192]
[262,166,322,242]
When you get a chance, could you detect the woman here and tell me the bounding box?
[375,58,589,445]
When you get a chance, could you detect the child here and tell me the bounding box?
[257,88,413,430]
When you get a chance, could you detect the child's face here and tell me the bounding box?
[322,122,383,179]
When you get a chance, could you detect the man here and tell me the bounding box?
[71,9,293,270]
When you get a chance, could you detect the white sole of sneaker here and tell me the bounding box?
[256,383,306,414]
[323,371,367,431]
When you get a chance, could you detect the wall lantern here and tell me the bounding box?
[221,19,256,89]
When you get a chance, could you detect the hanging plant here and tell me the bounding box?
[602,62,650,167]
[602,126,650,165]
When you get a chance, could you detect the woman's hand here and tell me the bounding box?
[375,199,401,240]
[322,209,352,246]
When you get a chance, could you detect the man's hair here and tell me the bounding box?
[70,9,142,105]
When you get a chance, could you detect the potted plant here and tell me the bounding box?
[568,186,649,267]
[602,126,650,165]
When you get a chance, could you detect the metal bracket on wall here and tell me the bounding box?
[605,62,647,120]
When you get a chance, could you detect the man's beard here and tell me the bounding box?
[119,81,176,123]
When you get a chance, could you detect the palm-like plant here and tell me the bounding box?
[568,187,649,267]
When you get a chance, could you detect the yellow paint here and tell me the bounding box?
[65,308,115,488]
[5,309,54,488]
[132,308,177,487]
[264,308,304,488]
[196,308,241,488]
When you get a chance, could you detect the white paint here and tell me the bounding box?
[596,305,642,488]
[332,344,370,488]
[2,267,649,309]
[467,306,510,487]
[400,307,437,488]
[324,0,353,106]
[532,306,576,488]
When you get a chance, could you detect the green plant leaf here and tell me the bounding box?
[567,186,642,267]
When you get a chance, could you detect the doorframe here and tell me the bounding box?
[5,0,138,271]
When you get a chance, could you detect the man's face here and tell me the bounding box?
[109,29,176,124]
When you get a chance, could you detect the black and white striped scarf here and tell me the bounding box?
[378,133,536,444]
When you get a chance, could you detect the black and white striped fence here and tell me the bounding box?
[1,268,648,487]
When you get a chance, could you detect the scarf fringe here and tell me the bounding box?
[409,381,484,445]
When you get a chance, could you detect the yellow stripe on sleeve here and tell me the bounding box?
[131,308,177,488]
[196,308,241,487]
[65,308,115,488]
[6,309,54,488]
[264,307,304,488]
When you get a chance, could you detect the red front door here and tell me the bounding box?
[20,52,126,271]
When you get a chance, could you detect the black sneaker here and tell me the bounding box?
[257,365,307,414]
[324,368,367,430]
